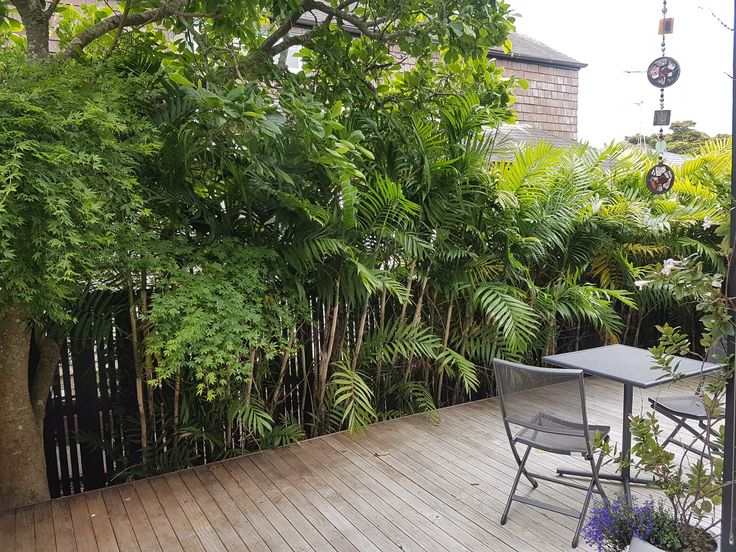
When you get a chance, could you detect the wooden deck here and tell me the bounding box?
[0,376,712,552]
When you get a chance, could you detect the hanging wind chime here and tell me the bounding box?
[645,0,679,194]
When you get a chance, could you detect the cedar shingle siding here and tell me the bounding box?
[498,59,581,141]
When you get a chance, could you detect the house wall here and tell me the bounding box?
[495,58,580,141]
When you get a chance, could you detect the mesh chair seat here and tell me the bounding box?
[494,358,609,548]
[649,395,708,420]
[514,412,610,456]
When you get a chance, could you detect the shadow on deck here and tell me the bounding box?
[0,377,708,551]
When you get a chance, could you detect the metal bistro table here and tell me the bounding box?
[543,344,718,498]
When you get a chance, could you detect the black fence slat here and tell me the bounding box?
[71,343,106,490]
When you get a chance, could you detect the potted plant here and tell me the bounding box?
[582,498,715,551]
[588,254,733,551]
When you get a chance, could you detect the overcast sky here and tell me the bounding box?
[507,0,734,146]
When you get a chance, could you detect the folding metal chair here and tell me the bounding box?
[494,359,610,548]
[648,345,725,461]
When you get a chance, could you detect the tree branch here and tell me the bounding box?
[44,0,62,20]
[258,8,305,55]
[302,0,413,41]
[57,0,187,60]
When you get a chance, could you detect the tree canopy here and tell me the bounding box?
[626,120,730,156]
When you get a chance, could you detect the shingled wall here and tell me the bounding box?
[497,59,580,141]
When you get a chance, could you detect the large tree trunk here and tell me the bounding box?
[0,305,50,510]
[12,1,51,58]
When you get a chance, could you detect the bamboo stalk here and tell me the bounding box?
[270,332,296,413]
[127,280,148,465]
[316,281,341,431]
[436,302,454,404]
[351,301,369,372]
[140,268,156,441]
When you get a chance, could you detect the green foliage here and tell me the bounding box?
[330,364,378,435]
[146,242,298,401]
[599,251,733,536]
[0,51,159,322]
[2,0,732,492]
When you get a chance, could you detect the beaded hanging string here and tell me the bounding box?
[657,0,668,145]
[645,0,679,194]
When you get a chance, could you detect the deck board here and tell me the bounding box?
[0,376,718,551]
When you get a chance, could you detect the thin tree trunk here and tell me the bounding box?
[127,283,148,464]
[244,349,256,412]
[404,274,430,382]
[270,333,295,413]
[0,304,50,509]
[351,301,369,371]
[315,282,340,433]
[436,302,454,404]
[140,269,156,439]
[173,367,180,443]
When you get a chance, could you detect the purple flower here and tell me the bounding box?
[582,499,656,552]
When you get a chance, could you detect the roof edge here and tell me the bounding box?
[489,51,587,70]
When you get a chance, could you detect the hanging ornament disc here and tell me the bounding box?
[646,162,675,194]
[647,56,681,88]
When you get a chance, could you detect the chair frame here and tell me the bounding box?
[649,395,722,460]
[494,359,609,548]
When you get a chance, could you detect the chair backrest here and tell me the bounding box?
[493,358,589,437]
[706,339,727,364]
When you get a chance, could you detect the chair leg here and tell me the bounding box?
[661,418,687,449]
[507,438,537,489]
[501,445,532,525]
[572,453,606,548]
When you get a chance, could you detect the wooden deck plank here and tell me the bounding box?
[229,457,326,552]
[176,469,248,552]
[100,488,141,552]
[83,491,119,552]
[246,452,364,552]
[5,377,712,552]
[130,480,183,552]
[162,473,227,552]
[313,437,476,552]
[32,502,56,552]
[193,467,271,552]
[207,464,292,552]
[0,508,16,552]
[14,507,34,552]
[117,484,163,552]
[67,495,99,552]
[51,499,78,552]
[328,432,504,551]
[272,447,406,552]
[255,449,377,552]
[146,477,205,552]
[297,438,438,552]
[354,418,571,551]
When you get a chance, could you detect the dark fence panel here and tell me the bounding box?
[43,328,135,498]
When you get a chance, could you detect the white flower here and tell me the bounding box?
[661,258,682,276]
[702,216,713,230]
[634,280,650,290]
